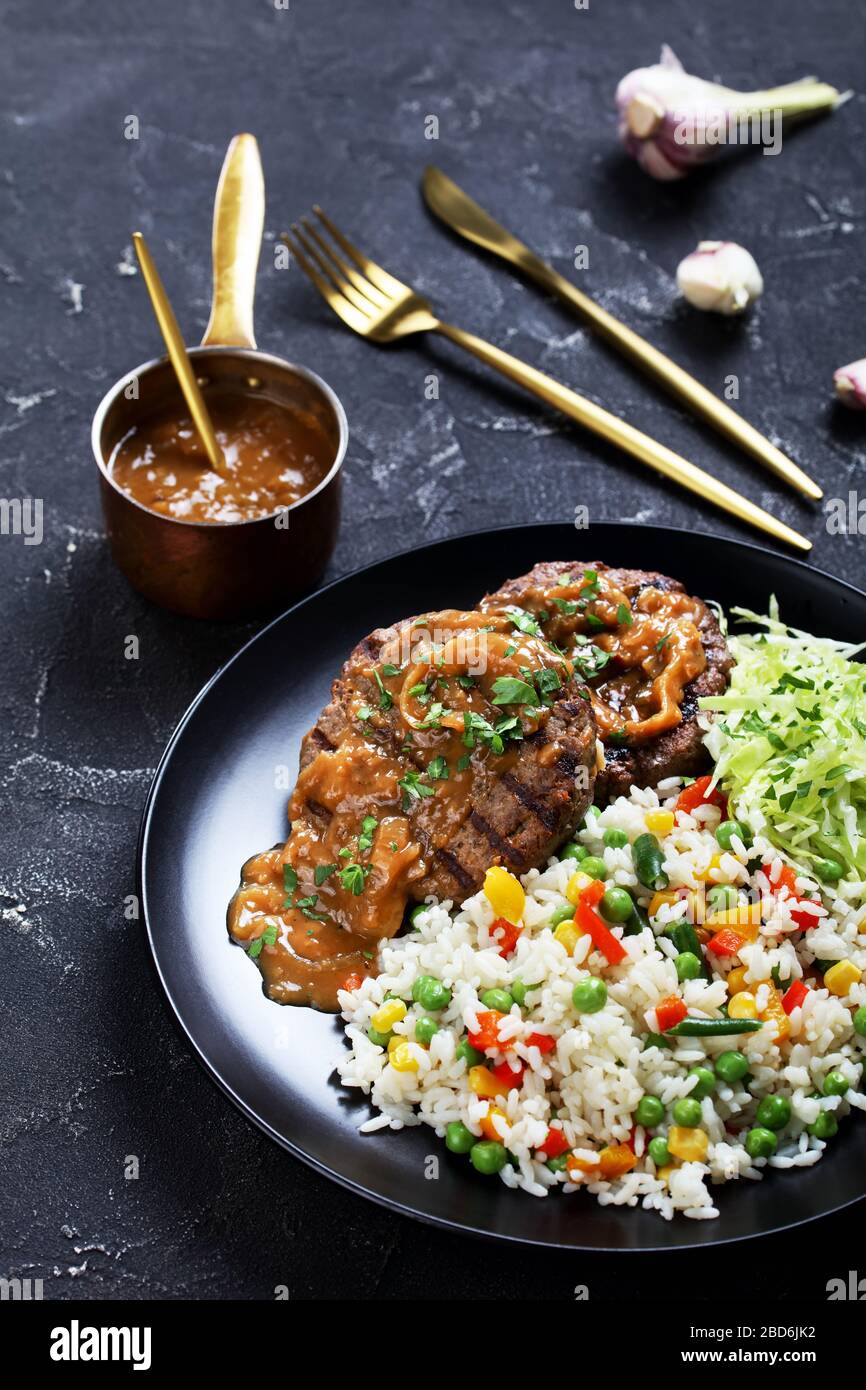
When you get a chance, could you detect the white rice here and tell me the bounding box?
[338,779,866,1220]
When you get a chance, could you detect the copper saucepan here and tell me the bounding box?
[91,135,346,620]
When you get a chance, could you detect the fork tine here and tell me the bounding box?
[281,231,373,336]
[293,220,378,317]
[313,205,409,299]
[300,217,389,310]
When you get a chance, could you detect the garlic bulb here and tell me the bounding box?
[616,46,847,181]
[676,241,763,315]
[834,360,866,411]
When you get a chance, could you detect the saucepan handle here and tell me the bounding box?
[201,133,264,350]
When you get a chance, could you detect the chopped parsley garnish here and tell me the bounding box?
[382,663,402,677]
[572,645,611,679]
[616,603,633,627]
[426,755,449,780]
[456,674,476,689]
[373,669,393,711]
[283,864,298,895]
[295,894,328,922]
[506,606,541,636]
[534,667,562,704]
[585,612,604,632]
[656,632,671,653]
[339,863,368,896]
[398,770,436,810]
[314,863,337,886]
[356,705,374,723]
[358,815,378,854]
[491,675,538,706]
[550,597,578,617]
[504,644,518,658]
[419,701,449,728]
[456,752,471,772]
[247,923,278,958]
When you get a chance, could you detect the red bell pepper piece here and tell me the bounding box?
[782,979,809,1015]
[467,1009,506,1052]
[576,895,627,965]
[707,927,744,956]
[762,862,821,930]
[342,972,363,992]
[492,1059,525,1089]
[582,878,606,908]
[525,1030,557,1054]
[655,995,688,1032]
[491,916,522,958]
[537,1126,570,1160]
[676,774,727,817]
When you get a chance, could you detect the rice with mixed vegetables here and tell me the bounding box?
[338,609,866,1220]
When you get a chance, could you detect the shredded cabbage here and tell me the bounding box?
[700,599,866,886]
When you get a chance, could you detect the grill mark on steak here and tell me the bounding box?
[501,771,561,831]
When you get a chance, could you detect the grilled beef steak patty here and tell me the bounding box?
[481,561,731,801]
[298,609,598,920]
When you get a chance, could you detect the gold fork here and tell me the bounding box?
[281,209,810,553]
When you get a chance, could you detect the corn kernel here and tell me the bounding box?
[389,1042,419,1073]
[479,1105,509,1142]
[371,998,407,1033]
[706,900,761,939]
[467,1065,509,1099]
[483,865,525,924]
[553,920,580,954]
[695,853,723,883]
[598,1144,638,1178]
[667,1126,709,1162]
[728,991,758,1020]
[656,1164,676,1183]
[645,810,675,836]
[825,959,862,997]
[725,966,750,995]
[649,890,678,917]
[565,871,593,905]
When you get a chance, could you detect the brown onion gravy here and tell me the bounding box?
[228,568,708,1012]
[109,389,333,523]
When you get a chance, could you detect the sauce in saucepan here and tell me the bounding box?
[109,389,334,523]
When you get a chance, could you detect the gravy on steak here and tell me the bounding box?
[228,606,598,1010]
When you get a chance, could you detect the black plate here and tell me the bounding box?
[139,523,866,1250]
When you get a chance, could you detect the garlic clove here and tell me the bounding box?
[834,359,866,411]
[676,241,764,316]
[615,47,847,181]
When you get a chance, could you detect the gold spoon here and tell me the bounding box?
[131,230,229,479]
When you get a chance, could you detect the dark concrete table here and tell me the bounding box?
[2,0,863,1300]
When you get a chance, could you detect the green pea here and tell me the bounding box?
[480,987,513,1013]
[824,1070,850,1097]
[635,1095,664,1127]
[414,1017,439,1046]
[445,1121,475,1154]
[571,977,607,1014]
[549,903,576,928]
[716,820,752,851]
[672,1097,702,1128]
[412,975,451,1011]
[707,884,739,913]
[510,980,528,1006]
[854,1006,866,1037]
[675,951,702,982]
[367,1026,392,1048]
[755,1094,791,1132]
[456,1038,484,1067]
[603,828,629,849]
[745,1127,777,1159]
[546,1152,570,1173]
[715,1050,749,1084]
[688,1066,716,1100]
[580,856,607,881]
[600,887,634,923]
[561,842,589,862]
[814,857,844,883]
[808,1111,838,1140]
[409,903,427,926]
[470,1140,508,1174]
[648,1136,671,1166]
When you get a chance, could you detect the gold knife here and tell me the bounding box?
[422,166,821,503]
